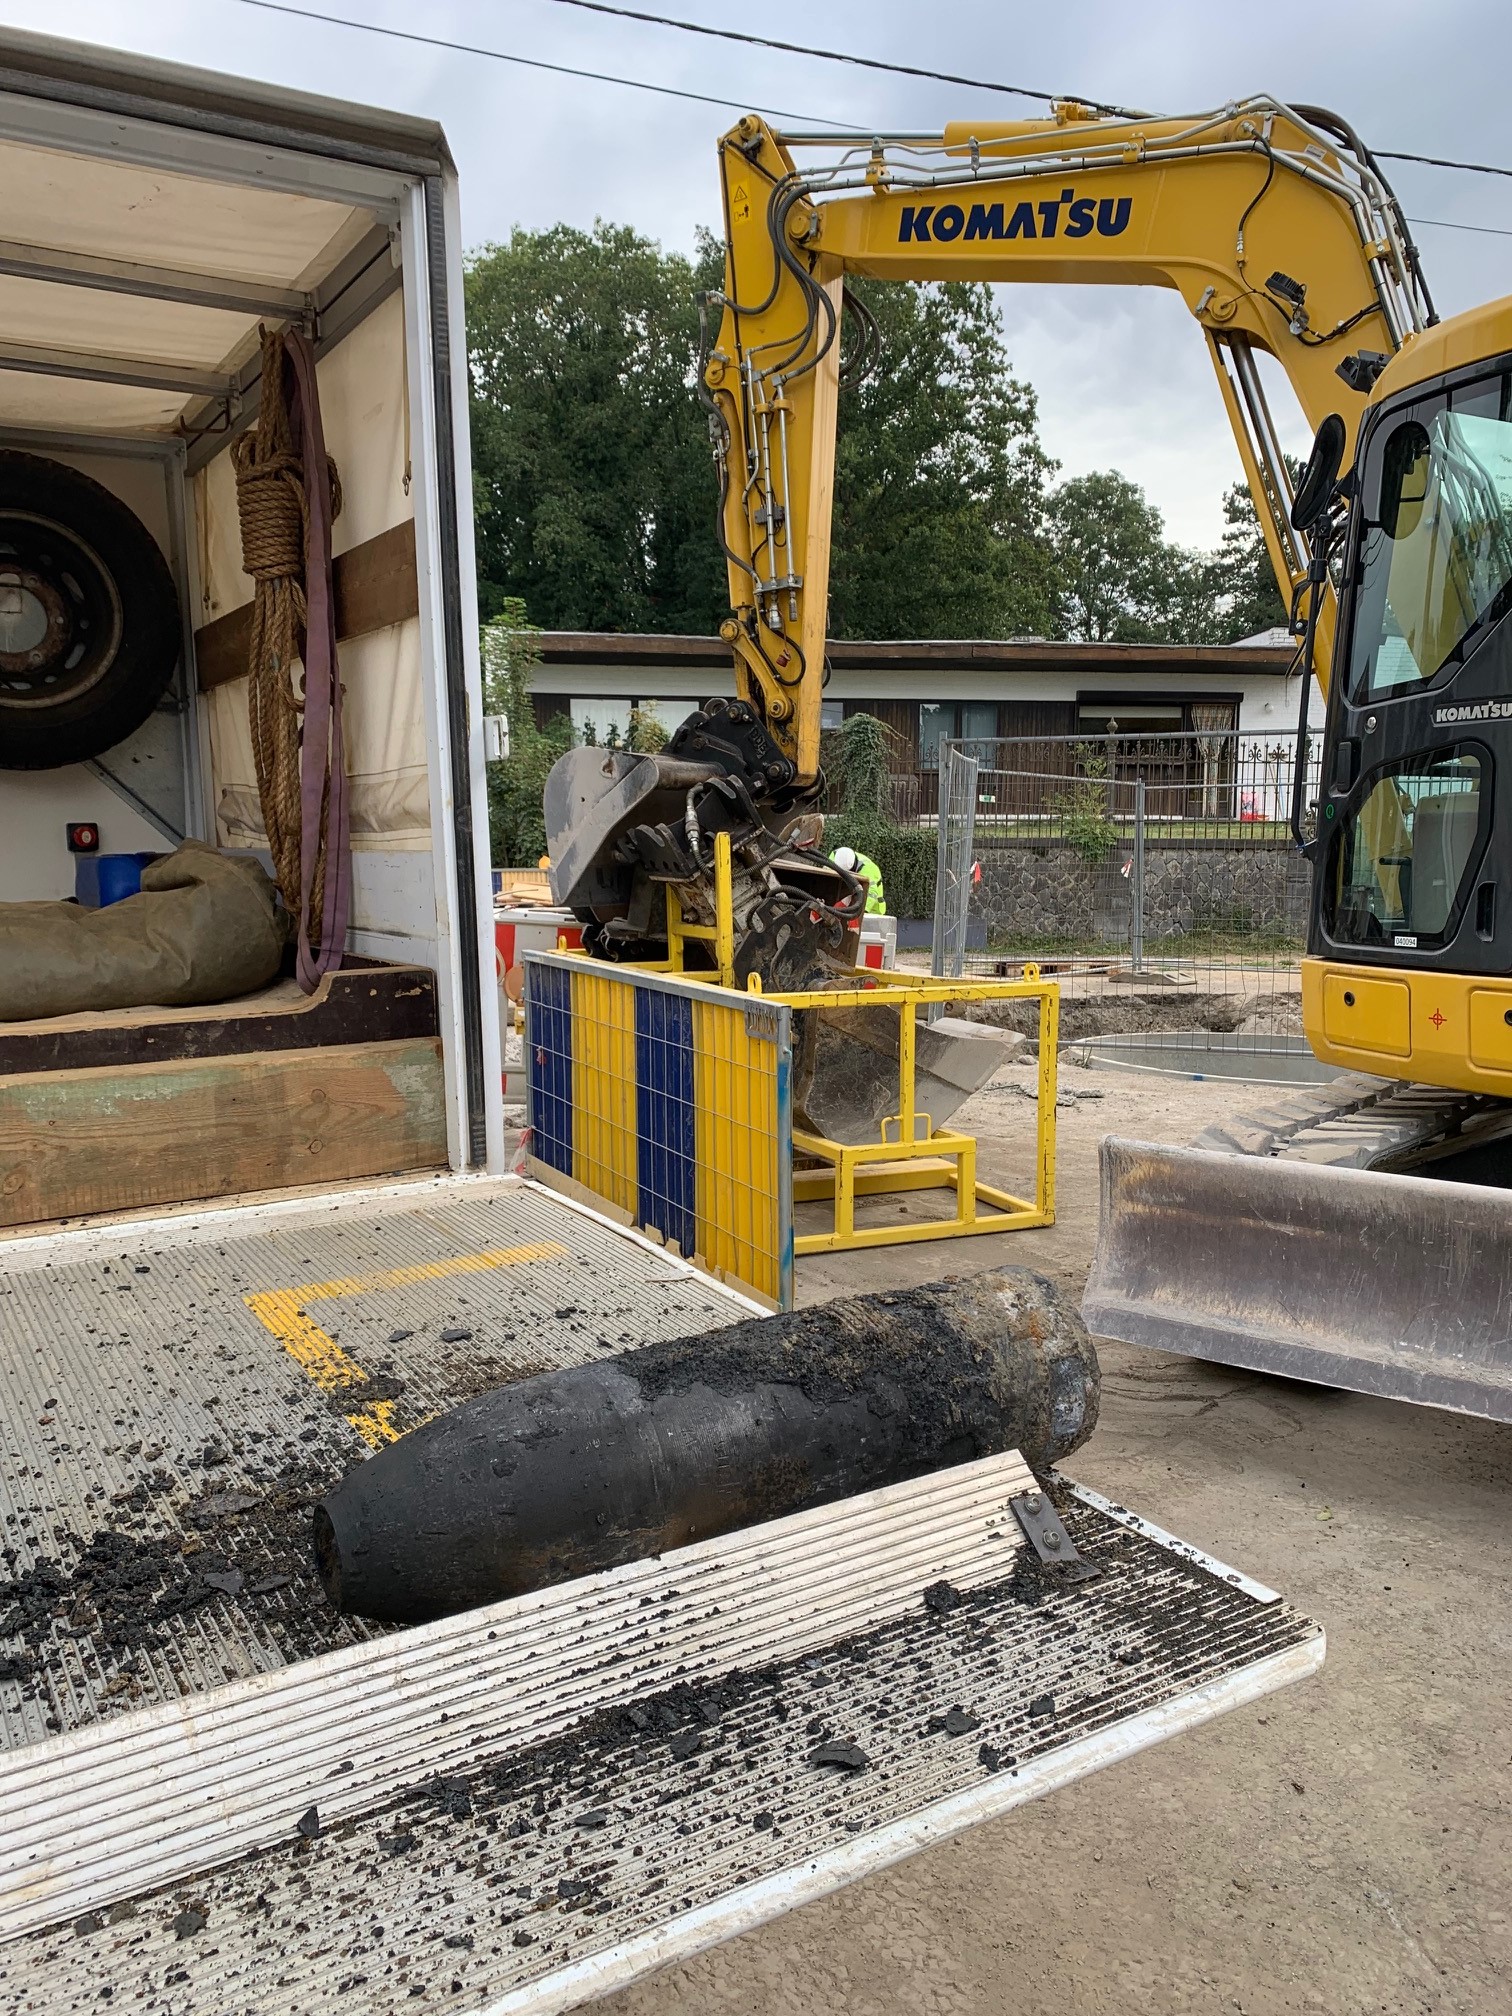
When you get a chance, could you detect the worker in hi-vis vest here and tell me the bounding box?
[831,844,887,915]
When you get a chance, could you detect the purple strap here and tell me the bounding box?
[283,328,351,992]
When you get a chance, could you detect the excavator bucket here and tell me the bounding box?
[795,1006,1019,1145]
[1083,1136,1512,1421]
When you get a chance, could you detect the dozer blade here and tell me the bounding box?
[1083,1136,1512,1420]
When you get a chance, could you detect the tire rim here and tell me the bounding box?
[0,509,125,710]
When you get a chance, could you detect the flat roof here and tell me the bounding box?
[536,632,1297,674]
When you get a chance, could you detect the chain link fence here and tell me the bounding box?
[927,731,1322,1056]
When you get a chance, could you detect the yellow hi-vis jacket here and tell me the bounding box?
[836,847,887,915]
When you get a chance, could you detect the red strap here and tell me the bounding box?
[282,328,351,992]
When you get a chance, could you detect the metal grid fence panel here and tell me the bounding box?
[523,953,794,1308]
[934,732,1321,1054]
[931,744,979,982]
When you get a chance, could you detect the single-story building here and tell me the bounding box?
[529,629,1315,761]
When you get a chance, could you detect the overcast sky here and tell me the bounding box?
[7,0,1511,548]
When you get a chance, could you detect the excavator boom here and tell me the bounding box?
[549,97,1434,1000]
[705,99,1432,784]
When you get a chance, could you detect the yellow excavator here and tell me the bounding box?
[547,97,1512,1416]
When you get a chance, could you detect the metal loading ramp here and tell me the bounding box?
[1,1453,1321,2014]
[0,1175,754,1751]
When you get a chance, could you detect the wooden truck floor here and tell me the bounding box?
[0,1175,1322,2013]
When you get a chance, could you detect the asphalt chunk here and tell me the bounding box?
[808,1739,869,1772]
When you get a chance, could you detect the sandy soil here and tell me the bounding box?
[598,1057,1512,2016]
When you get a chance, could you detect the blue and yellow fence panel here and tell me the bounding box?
[523,952,794,1309]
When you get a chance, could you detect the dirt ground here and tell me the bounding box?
[600,1056,1512,2016]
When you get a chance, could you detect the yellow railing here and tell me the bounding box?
[651,834,1059,1257]
[759,968,1057,1255]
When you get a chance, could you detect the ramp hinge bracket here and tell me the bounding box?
[1009,1488,1098,1581]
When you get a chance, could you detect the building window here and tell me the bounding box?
[820,699,845,731]
[920,701,1000,769]
[1075,697,1237,737]
[571,697,634,746]
[568,697,701,745]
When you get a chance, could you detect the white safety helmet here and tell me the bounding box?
[831,845,859,873]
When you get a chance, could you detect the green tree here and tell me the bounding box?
[467,229,1061,644]
[466,223,727,632]
[1203,477,1292,641]
[482,598,573,867]
[1046,470,1209,642]
[829,280,1056,640]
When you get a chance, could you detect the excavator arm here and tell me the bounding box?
[705,98,1433,785]
[546,97,1432,1013]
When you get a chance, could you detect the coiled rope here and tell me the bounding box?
[233,324,350,990]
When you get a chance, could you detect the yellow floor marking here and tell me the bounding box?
[348,1399,401,1449]
[243,1239,568,1448]
[289,1240,569,1305]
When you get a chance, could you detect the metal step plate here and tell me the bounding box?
[0,1175,756,1751]
[0,1451,1321,2014]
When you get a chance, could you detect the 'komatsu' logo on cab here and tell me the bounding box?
[898,188,1132,243]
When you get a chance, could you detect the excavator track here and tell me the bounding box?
[1083,1073,1512,1423]
[1189,1074,1512,1174]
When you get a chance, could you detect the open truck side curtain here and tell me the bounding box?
[0,26,503,1182]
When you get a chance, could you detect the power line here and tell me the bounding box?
[1380,149,1512,181]
[228,0,861,128]
[536,0,1070,108]
[541,3,1512,182]
[231,2,1512,188]
[1408,214,1512,239]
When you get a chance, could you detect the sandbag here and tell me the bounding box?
[0,841,287,1022]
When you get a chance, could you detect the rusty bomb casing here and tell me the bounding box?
[313,1266,1100,1623]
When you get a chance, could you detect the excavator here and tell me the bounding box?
[547,96,1512,1418]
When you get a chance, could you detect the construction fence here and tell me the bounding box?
[929,731,1321,1053]
[522,951,793,1309]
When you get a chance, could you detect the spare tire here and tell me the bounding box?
[0,449,181,770]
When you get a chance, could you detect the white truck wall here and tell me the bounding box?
[198,289,438,966]
[0,772,166,901]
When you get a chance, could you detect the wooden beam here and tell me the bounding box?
[0,964,439,1078]
[0,1037,447,1229]
[194,518,419,692]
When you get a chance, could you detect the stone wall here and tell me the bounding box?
[973,841,1310,946]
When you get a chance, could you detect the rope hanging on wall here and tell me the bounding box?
[232,324,351,991]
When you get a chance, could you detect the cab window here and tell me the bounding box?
[1327,748,1485,945]
[1348,371,1512,701]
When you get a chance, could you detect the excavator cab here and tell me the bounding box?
[1087,313,1512,1422]
[1305,347,1512,1088]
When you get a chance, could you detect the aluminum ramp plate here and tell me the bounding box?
[0,1175,755,1752]
[0,1451,1321,2014]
